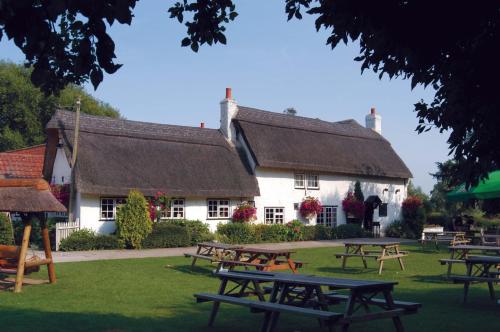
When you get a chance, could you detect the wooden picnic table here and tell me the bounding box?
[439,245,500,278]
[195,270,421,332]
[452,255,500,302]
[221,247,301,273]
[184,242,243,269]
[421,230,470,249]
[336,240,408,274]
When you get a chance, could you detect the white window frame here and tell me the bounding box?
[317,206,337,228]
[160,198,186,219]
[264,207,285,224]
[100,198,126,221]
[294,173,305,189]
[306,174,320,189]
[207,199,230,219]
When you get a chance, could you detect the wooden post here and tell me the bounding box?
[14,217,32,293]
[67,97,81,223]
[40,216,56,284]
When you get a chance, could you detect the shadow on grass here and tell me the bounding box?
[165,263,215,276]
[316,266,380,275]
[410,274,449,284]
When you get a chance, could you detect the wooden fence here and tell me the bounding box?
[55,217,79,251]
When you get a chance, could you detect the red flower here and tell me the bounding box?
[299,197,322,218]
[232,202,257,223]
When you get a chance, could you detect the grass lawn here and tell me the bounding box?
[0,244,499,332]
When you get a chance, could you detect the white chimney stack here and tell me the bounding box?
[365,107,382,134]
[220,87,238,143]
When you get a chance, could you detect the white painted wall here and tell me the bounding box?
[77,195,250,234]
[51,146,71,184]
[253,168,407,233]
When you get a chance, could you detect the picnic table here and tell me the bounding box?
[451,255,500,302]
[439,245,500,278]
[421,229,470,249]
[221,247,302,273]
[195,270,421,332]
[335,240,408,274]
[184,242,242,269]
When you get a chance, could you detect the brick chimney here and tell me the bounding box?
[365,107,382,134]
[220,87,238,143]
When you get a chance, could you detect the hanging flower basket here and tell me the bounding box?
[232,202,257,223]
[299,196,323,219]
[342,192,365,220]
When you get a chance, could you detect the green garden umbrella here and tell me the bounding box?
[447,170,500,202]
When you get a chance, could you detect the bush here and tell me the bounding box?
[402,196,426,239]
[384,220,404,238]
[216,222,255,244]
[59,229,96,251]
[0,213,14,245]
[167,219,214,245]
[116,190,152,249]
[142,222,191,248]
[302,226,316,241]
[336,224,364,239]
[263,224,290,242]
[426,212,451,229]
[60,230,125,251]
[94,235,124,250]
[313,225,334,240]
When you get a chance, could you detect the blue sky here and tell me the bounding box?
[0,1,450,193]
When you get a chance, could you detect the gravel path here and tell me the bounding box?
[39,238,415,263]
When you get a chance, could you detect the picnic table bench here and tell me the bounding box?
[335,240,408,274]
[439,245,500,278]
[421,228,470,249]
[184,242,242,269]
[451,255,500,302]
[220,247,302,273]
[195,270,421,332]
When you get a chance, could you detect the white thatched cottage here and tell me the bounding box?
[43,89,411,234]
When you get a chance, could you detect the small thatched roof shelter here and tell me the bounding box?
[0,179,66,213]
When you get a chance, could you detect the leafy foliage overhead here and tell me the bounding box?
[2,1,499,185]
[0,0,137,93]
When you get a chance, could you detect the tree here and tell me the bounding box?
[353,180,364,202]
[0,62,119,152]
[115,190,152,249]
[2,2,499,186]
[283,107,297,116]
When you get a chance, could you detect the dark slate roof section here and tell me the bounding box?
[47,110,259,197]
[234,106,412,179]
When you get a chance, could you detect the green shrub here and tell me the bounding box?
[142,222,191,248]
[384,220,404,238]
[336,224,364,239]
[286,220,304,241]
[216,222,255,244]
[302,226,316,241]
[59,229,96,251]
[94,235,124,250]
[262,224,290,242]
[313,225,334,240]
[168,219,214,245]
[116,190,152,249]
[0,213,14,245]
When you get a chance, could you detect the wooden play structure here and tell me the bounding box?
[0,178,66,292]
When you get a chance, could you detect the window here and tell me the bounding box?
[264,207,284,224]
[100,198,126,221]
[317,206,337,227]
[307,174,319,189]
[294,173,305,188]
[207,199,230,218]
[160,198,185,219]
[379,203,388,217]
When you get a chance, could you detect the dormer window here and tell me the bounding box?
[294,173,320,190]
[307,174,319,189]
[294,173,305,188]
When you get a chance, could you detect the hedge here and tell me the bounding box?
[142,222,191,248]
[166,219,214,245]
[59,229,124,251]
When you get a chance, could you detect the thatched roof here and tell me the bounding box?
[0,179,67,212]
[46,110,259,197]
[234,106,412,179]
